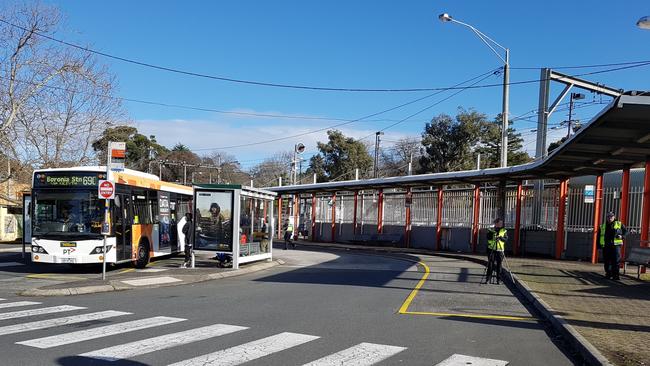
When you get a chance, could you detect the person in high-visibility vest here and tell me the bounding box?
[597,211,627,280]
[486,218,507,284]
[283,219,295,250]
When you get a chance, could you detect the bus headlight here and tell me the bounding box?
[90,245,112,255]
[31,246,48,254]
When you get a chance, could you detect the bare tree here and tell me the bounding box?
[249,152,292,187]
[0,3,124,182]
[380,137,422,177]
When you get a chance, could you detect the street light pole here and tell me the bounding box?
[374,131,384,178]
[439,13,510,167]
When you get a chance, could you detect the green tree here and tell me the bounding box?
[476,114,532,168]
[306,154,327,183]
[311,130,373,181]
[418,109,484,173]
[171,143,191,152]
[92,126,168,171]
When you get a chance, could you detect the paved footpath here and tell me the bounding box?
[295,241,649,366]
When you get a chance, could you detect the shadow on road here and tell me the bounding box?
[57,356,149,366]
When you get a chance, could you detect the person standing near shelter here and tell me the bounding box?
[486,218,507,284]
[598,211,627,280]
[181,212,194,268]
[283,219,295,250]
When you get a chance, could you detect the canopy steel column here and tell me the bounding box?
[436,186,443,251]
[405,188,412,248]
[353,191,359,236]
[331,193,337,242]
[591,174,604,264]
[555,179,568,259]
[277,195,283,240]
[641,161,650,248]
[471,185,480,253]
[311,194,317,242]
[620,167,631,260]
[514,181,523,256]
[293,194,299,240]
[377,189,384,234]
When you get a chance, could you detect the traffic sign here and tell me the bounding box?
[108,141,126,171]
[98,180,115,200]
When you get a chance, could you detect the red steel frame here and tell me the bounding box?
[514,181,523,256]
[293,194,299,240]
[405,188,412,248]
[471,185,480,253]
[331,193,337,242]
[277,195,283,240]
[436,186,443,251]
[311,193,317,242]
[619,168,630,261]
[555,179,568,259]
[377,189,384,234]
[353,191,359,235]
[591,174,604,264]
[641,161,650,248]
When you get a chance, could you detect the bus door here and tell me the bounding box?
[113,193,133,261]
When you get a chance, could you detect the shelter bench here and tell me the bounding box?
[623,247,650,279]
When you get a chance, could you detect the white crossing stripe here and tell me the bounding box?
[434,354,509,366]
[80,323,248,361]
[136,268,168,273]
[0,311,131,336]
[0,262,24,267]
[0,298,4,301]
[0,301,41,309]
[0,305,86,321]
[121,276,181,286]
[303,342,406,366]
[167,332,320,366]
[17,316,185,349]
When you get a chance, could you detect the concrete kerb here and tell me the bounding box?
[20,259,284,297]
[295,241,610,366]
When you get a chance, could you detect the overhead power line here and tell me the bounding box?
[2,18,649,93]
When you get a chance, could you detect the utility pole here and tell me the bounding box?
[217,156,222,184]
[374,131,384,178]
[408,152,413,175]
[500,49,510,168]
[567,92,585,138]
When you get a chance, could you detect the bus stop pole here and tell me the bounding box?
[102,198,108,281]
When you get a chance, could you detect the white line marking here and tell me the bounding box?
[81,323,248,361]
[303,342,406,366]
[136,268,168,273]
[0,306,86,321]
[0,298,4,301]
[0,301,41,309]
[434,354,509,366]
[0,262,24,267]
[17,316,185,349]
[121,276,181,286]
[0,311,131,336]
[167,332,320,366]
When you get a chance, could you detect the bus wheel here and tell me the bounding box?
[135,241,150,269]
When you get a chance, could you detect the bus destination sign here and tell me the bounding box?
[33,172,105,188]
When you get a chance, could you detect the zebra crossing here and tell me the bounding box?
[0,298,509,365]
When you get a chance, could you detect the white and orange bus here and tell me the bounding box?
[30,166,193,268]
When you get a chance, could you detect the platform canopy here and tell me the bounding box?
[269,93,650,194]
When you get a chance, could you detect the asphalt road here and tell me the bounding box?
[0,245,576,365]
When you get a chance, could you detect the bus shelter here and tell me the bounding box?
[192,184,276,269]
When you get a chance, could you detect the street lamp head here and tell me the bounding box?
[438,13,453,22]
[375,131,384,136]
[638,16,650,30]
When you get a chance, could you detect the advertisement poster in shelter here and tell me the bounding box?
[195,191,233,252]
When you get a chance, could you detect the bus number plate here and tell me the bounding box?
[60,242,77,247]
[60,258,76,264]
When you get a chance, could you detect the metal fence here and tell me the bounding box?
[308,181,644,233]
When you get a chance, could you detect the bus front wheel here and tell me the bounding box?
[135,241,150,269]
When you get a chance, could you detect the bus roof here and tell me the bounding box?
[33,166,193,195]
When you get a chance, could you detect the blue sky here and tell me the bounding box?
[47,0,650,168]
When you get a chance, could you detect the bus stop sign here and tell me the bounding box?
[98,180,115,200]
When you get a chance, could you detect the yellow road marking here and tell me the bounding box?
[118,268,135,274]
[401,310,536,321]
[397,260,537,322]
[398,261,430,314]
[26,274,87,281]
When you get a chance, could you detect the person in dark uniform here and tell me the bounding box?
[598,211,627,280]
[486,218,507,284]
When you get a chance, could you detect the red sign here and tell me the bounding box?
[98,180,115,200]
